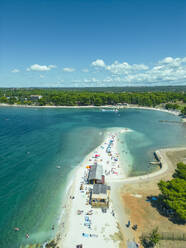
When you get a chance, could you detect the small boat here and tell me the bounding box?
[56,166,61,169]
[101,109,117,112]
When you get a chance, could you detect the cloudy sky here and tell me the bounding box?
[1,0,186,87]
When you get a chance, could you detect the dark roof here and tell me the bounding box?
[92,184,111,194]
[88,164,103,181]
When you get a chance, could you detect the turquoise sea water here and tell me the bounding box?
[0,107,186,247]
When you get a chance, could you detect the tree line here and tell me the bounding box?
[0,88,185,108]
[158,162,186,222]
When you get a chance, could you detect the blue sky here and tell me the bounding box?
[1,0,186,87]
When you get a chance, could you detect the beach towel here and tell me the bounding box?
[82,233,89,237]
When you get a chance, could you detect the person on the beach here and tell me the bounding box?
[127,220,130,227]
[132,224,138,230]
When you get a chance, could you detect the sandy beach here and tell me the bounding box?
[45,118,186,248]
[51,132,186,248]
[52,128,131,248]
[108,147,186,184]
[0,103,182,117]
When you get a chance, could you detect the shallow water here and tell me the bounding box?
[0,107,185,247]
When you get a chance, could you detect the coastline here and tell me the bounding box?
[108,147,186,184]
[51,131,108,246]
[52,136,186,248]
[5,104,183,247]
[119,147,186,245]
[0,103,181,117]
[52,127,130,248]
[109,147,186,247]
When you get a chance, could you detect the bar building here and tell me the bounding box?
[90,184,111,207]
[87,164,105,184]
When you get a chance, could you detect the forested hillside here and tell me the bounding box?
[0,88,185,108]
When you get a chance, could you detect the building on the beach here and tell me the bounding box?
[30,95,43,100]
[117,103,128,106]
[90,184,111,207]
[87,164,105,184]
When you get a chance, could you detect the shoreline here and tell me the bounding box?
[108,147,186,184]
[119,147,186,245]
[52,138,186,247]
[0,103,182,117]
[52,131,108,245]
[52,127,130,248]
[109,146,186,247]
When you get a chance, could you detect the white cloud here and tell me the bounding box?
[83,77,99,83]
[91,59,148,74]
[132,64,149,70]
[63,67,75,72]
[82,69,89,72]
[159,57,174,64]
[106,61,148,74]
[11,69,20,73]
[106,61,130,74]
[91,59,105,67]
[27,64,57,71]
[21,56,186,86]
[87,56,186,85]
[157,56,186,68]
[48,65,57,69]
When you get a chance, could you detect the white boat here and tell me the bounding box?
[101,109,119,112]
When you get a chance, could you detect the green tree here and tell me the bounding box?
[181,107,186,116]
[140,228,160,248]
[173,162,186,180]
[165,103,179,110]
[158,162,186,222]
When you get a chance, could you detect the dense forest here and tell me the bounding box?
[0,88,185,112]
[54,85,186,92]
[158,162,186,222]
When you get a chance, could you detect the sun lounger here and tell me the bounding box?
[82,233,89,237]
[85,216,90,221]
[91,234,98,238]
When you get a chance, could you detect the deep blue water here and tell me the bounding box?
[0,107,185,247]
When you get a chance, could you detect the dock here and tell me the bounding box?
[153,151,162,168]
